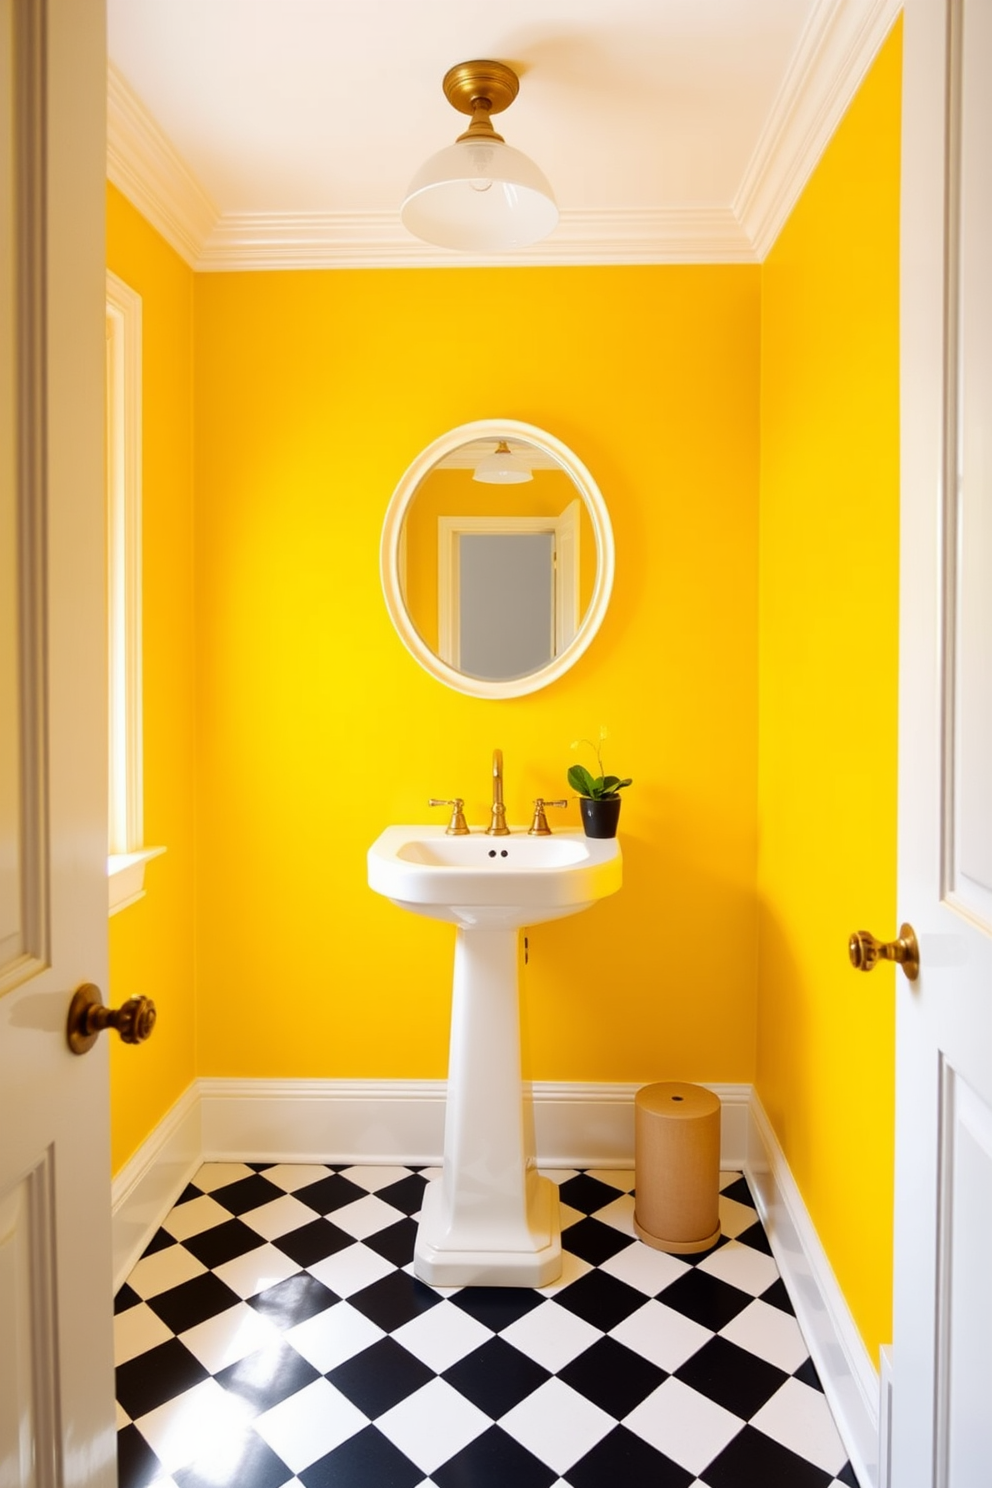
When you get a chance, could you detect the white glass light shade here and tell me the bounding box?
[473,443,532,484]
[401,138,558,251]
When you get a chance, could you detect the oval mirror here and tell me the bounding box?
[381,420,614,699]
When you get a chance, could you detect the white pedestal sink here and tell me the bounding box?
[368,826,622,1286]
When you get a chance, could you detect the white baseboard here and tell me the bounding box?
[110,1082,202,1291]
[743,1093,879,1488]
[110,1077,877,1484]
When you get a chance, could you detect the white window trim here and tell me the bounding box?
[106,270,164,913]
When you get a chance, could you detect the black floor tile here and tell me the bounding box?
[558,1335,666,1418]
[759,1276,796,1314]
[271,1216,354,1267]
[173,1426,294,1488]
[348,1268,442,1330]
[719,1175,753,1208]
[794,1354,824,1390]
[142,1226,178,1256]
[562,1216,635,1266]
[362,1216,418,1267]
[735,1219,774,1255]
[701,1424,833,1488]
[293,1172,368,1215]
[443,1336,551,1418]
[175,1182,203,1206]
[836,1461,859,1486]
[246,1271,339,1328]
[114,1282,141,1314]
[208,1172,287,1215]
[656,1267,753,1332]
[213,1339,321,1414]
[146,1271,243,1333]
[182,1216,268,1269]
[374,1172,430,1214]
[567,1425,695,1488]
[327,1336,434,1416]
[432,1425,557,1488]
[451,1284,544,1333]
[551,1268,645,1331]
[558,1172,626,1214]
[116,1338,209,1419]
[675,1335,788,1418]
[300,1426,425,1488]
[117,1423,165,1488]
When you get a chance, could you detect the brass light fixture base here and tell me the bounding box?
[442,60,519,118]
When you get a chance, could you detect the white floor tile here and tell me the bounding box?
[599,1240,689,1296]
[116,1399,130,1430]
[178,1300,282,1373]
[538,1168,580,1185]
[338,1164,415,1193]
[623,1377,743,1476]
[375,1378,490,1475]
[253,1377,368,1473]
[558,1202,585,1230]
[718,1194,760,1239]
[285,1299,385,1373]
[127,1244,207,1300]
[259,1163,333,1192]
[161,1194,232,1241]
[501,1299,602,1371]
[328,1193,406,1240]
[212,1241,301,1299]
[718,1297,810,1373]
[134,1379,252,1474]
[239,1193,320,1241]
[308,1241,396,1297]
[391,1298,493,1372]
[499,1377,615,1475]
[537,1249,594,1296]
[114,1301,173,1364]
[718,1171,743,1191]
[191,1163,255,1193]
[609,1299,714,1374]
[593,1194,637,1235]
[696,1238,781,1297]
[750,1377,848,1476]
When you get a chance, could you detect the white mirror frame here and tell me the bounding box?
[381,420,615,699]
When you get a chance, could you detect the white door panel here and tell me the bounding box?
[895,0,992,1483]
[0,2,116,1486]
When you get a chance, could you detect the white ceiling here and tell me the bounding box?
[105,0,900,270]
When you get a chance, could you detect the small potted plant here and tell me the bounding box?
[567,729,632,838]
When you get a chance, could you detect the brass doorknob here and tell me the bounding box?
[848,924,920,981]
[66,982,157,1055]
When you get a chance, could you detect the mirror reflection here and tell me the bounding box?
[399,438,596,683]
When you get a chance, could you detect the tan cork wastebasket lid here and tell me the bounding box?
[634,1081,721,1254]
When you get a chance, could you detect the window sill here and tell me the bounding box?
[108,846,166,916]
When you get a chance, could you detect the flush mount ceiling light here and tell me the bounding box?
[401,60,559,252]
[473,440,533,484]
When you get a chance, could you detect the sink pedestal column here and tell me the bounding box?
[414,926,562,1287]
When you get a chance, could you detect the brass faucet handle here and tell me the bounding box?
[528,798,569,836]
[428,797,470,835]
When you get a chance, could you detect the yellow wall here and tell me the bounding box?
[757,23,901,1361]
[193,266,761,1082]
[106,184,197,1172]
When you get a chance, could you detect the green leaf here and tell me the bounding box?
[567,764,596,796]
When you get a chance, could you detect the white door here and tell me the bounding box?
[892,0,992,1483]
[0,2,117,1485]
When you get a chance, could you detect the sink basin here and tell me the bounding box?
[368,825,622,929]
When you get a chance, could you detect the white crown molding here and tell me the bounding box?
[107,62,216,267]
[735,0,903,259]
[106,0,899,270]
[194,207,754,272]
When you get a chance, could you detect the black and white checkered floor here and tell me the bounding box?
[115,1164,858,1488]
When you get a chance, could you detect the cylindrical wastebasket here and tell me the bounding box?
[634,1081,721,1254]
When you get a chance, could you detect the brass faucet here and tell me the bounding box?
[486,749,510,836]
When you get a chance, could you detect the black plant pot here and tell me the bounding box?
[579,795,622,839]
